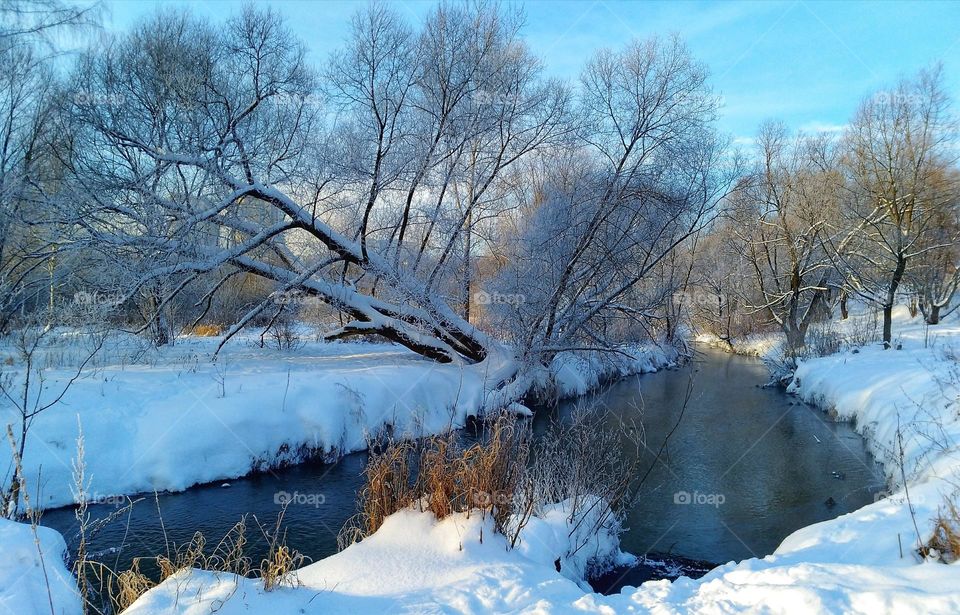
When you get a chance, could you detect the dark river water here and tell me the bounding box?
[41,347,884,593]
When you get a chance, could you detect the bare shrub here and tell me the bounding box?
[804,323,844,357]
[261,313,303,352]
[524,402,650,569]
[761,347,799,385]
[844,309,881,349]
[1,310,105,517]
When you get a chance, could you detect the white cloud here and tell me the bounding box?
[798,121,847,135]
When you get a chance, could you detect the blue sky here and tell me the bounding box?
[102,0,960,143]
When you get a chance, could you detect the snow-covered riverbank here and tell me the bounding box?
[5,311,960,613]
[121,309,959,613]
[0,333,676,614]
[0,333,677,512]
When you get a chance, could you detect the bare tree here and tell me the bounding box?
[0,0,97,45]
[325,2,416,263]
[688,213,754,347]
[731,122,841,354]
[487,36,735,368]
[1,308,106,518]
[831,66,958,346]
[64,7,471,361]
[0,42,55,331]
[59,1,584,368]
[0,0,97,333]
[908,167,960,324]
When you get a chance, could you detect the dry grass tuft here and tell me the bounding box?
[339,412,530,548]
[457,414,529,534]
[113,562,154,612]
[256,508,306,591]
[420,435,456,520]
[928,498,960,563]
[260,544,302,590]
[355,438,416,540]
[79,517,263,613]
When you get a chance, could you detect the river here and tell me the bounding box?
[41,347,884,593]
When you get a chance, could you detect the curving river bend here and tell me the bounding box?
[41,347,884,592]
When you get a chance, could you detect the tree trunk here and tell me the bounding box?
[154,312,170,346]
[882,305,893,348]
[462,210,473,322]
[785,325,805,356]
[840,291,848,320]
[151,284,172,347]
[882,255,907,348]
[927,304,941,325]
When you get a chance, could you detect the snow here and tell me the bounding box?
[119,307,960,613]
[2,335,490,511]
[0,332,675,511]
[549,343,679,398]
[123,499,633,615]
[120,492,960,614]
[5,309,960,613]
[695,331,782,358]
[0,517,81,615]
[788,306,960,487]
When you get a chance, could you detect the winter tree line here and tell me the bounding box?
[692,67,958,356]
[1,0,957,374]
